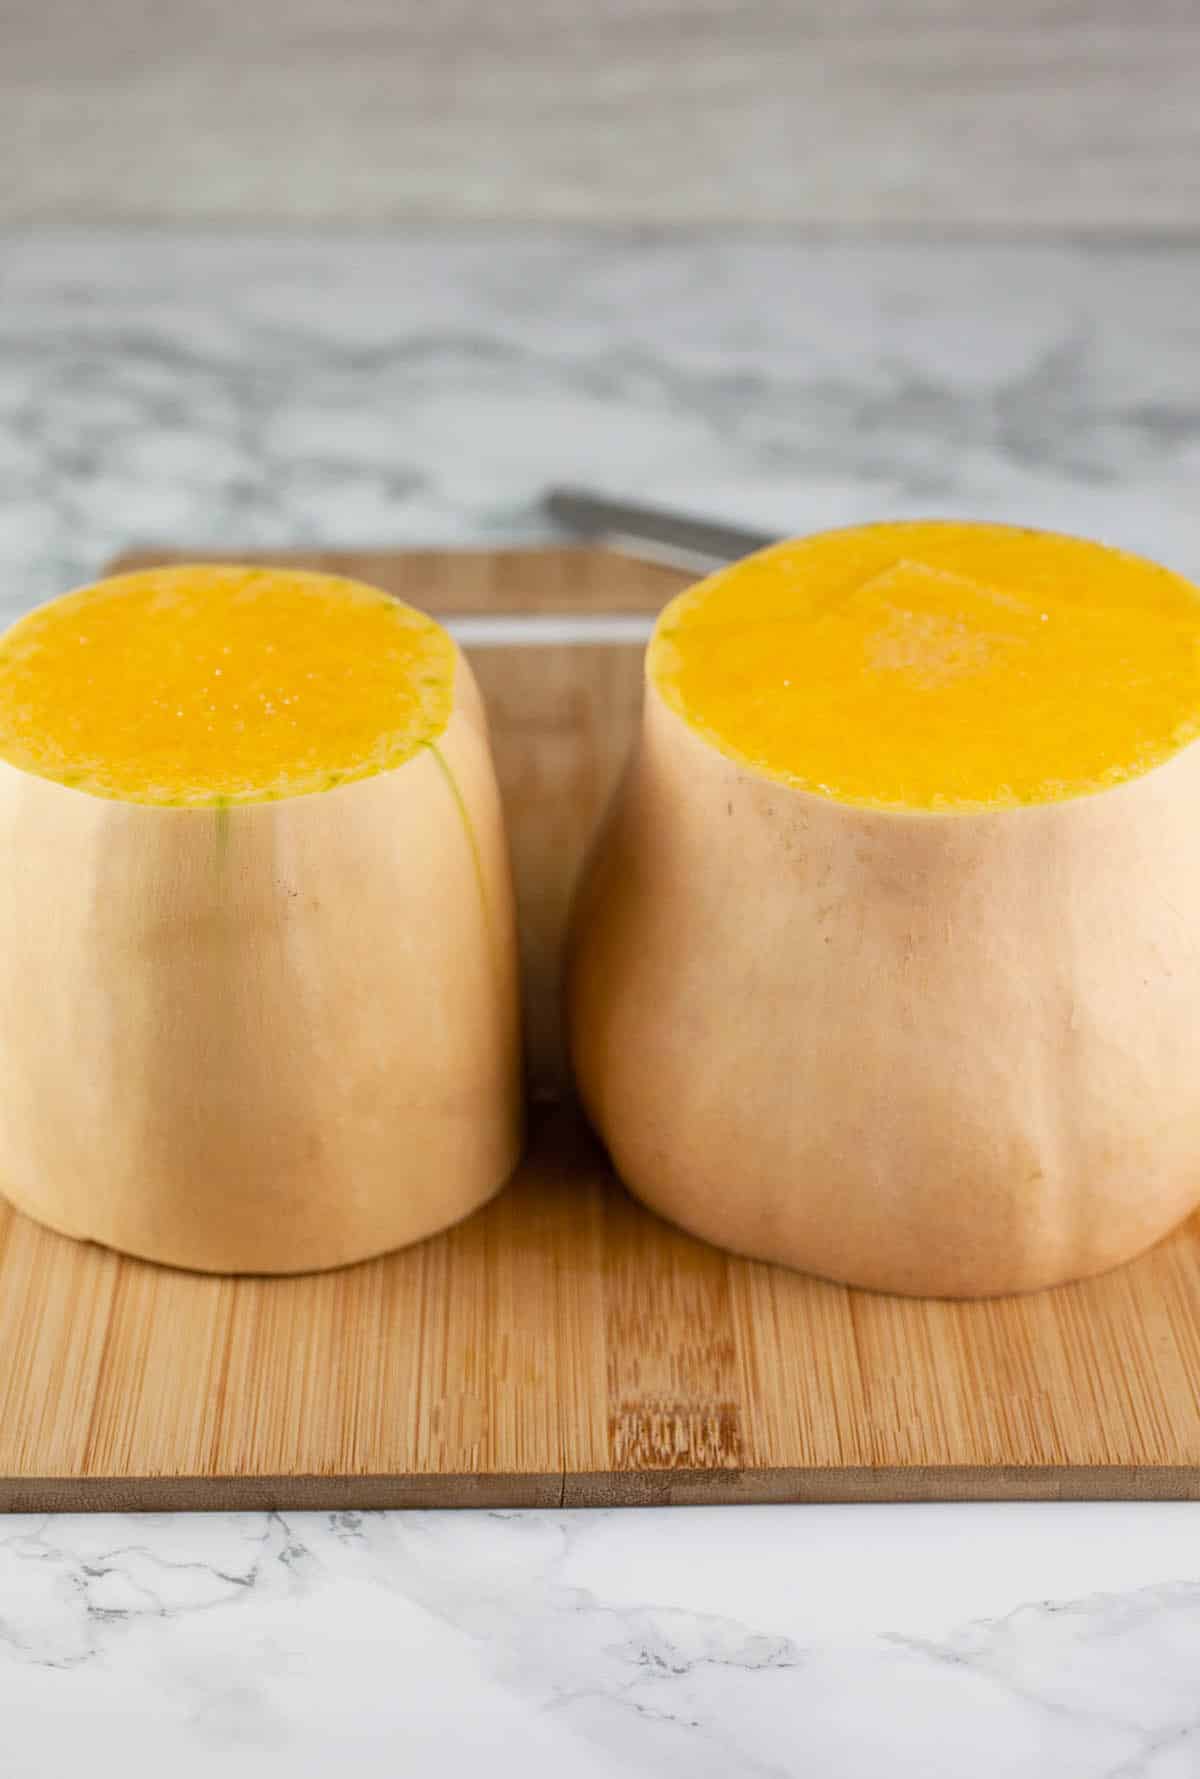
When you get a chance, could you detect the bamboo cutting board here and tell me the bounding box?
[2,545,1200,1510]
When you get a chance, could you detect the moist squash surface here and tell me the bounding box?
[651,522,1200,811]
[0,563,455,805]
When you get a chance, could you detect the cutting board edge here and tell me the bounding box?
[4,1464,1199,1514]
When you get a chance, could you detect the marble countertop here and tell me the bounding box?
[3,1503,1199,1776]
[2,229,1200,1774]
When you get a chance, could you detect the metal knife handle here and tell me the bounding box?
[544,486,776,575]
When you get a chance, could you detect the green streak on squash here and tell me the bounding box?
[429,741,495,968]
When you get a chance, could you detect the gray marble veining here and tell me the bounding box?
[2,231,1198,619]
[2,1504,1200,1775]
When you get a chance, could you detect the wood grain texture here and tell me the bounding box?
[3,1,1199,231]
[1,544,1199,1509]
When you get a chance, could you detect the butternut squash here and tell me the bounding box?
[0,564,522,1273]
[567,521,1200,1297]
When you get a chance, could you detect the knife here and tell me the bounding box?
[544,486,776,576]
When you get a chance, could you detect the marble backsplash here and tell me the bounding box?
[2,230,1198,617]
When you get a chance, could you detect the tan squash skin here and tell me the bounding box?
[0,652,523,1274]
[567,684,1200,1298]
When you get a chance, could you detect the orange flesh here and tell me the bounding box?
[650,521,1200,811]
[0,564,456,806]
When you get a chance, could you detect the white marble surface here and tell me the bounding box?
[2,229,1200,1771]
[4,230,1200,619]
[2,1505,1200,1775]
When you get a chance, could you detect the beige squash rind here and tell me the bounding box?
[566,679,1200,1298]
[0,649,523,1274]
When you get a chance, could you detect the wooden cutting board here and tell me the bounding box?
[2,545,1199,1510]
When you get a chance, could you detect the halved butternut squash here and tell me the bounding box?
[0,564,522,1273]
[568,522,1200,1296]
